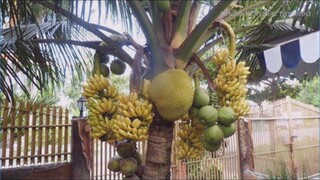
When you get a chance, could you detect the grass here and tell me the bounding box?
[254,134,319,178]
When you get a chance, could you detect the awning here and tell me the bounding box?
[257,31,319,78]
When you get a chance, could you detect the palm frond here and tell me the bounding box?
[1,22,94,102]
[61,0,135,32]
[236,21,308,81]
[231,0,319,82]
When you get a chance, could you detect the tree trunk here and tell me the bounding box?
[143,114,174,179]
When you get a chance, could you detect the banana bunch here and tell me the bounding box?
[212,49,230,65]
[86,97,118,141]
[175,119,205,160]
[87,110,116,143]
[82,74,112,98]
[112,92,154,141]
[117,93,153,123]
[113,115,149,141]
[82,72,120,143]
[87,98,118,116]
[214,56,250,118]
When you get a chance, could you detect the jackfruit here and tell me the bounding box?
[149,69,194,121]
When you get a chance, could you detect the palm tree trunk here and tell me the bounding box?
[143,115,174,179]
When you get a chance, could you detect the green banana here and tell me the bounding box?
[93,51,101,75]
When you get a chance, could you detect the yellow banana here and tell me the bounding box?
[140,108,148,118]
[135,107,143,117]
[132,118,142,128]
[124,117,132,126]
[132,128,138,135]
[142,79,151,98]
[137,128,144,136]
[122,110,132,117]
[128,108,137,117]
[119,129,127,137]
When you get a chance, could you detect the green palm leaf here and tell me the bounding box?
[1,21,93,102]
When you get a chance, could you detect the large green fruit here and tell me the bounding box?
[116,141,136,158]
[204,125,224,143]
[100,63,110,77]
[197,105,218,126]
[110,59,126,75]
[132,150,142,165]
[107,155,122,172]
[193,88,210,107]
[218,106,236,126]
[202,138,222,152]
[218,122,236,138]
[155,0,170,13]
[149,69,194,121]
[119,157,138,176]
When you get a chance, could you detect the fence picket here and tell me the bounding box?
[51,106,57,162]
[16,101,25,165]
[64,109,69,161]
[57,107,63,162]
[44,105,51,163]
[23,101,31,165]
[1,100,10,166]
[37,104,44,163]
[31,104,38,164]
[30,103,37,164]
[9,101,17,166]
[1,99,71,167]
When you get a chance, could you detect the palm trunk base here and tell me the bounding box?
[143,121,174,179]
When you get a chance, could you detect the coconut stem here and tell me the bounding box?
[193,71,201,90]
[220,21,236,59]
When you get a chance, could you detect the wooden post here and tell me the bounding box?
[269,120,276,152]
[286,96,297,180]
[238,118,255,179]
[71,118,92,180]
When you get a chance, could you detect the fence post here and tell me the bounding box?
[71,117,92,180]
[286,96,298,180]
[269,120,276,152]
[238,118,255,179]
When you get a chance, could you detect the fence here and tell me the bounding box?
[0,99,71,167]
[90,139,146,179]
[172,121,240,180]
[250,97,320,178]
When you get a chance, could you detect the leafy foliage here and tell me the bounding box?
[248,77,302,106]
[297,75,320,107]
